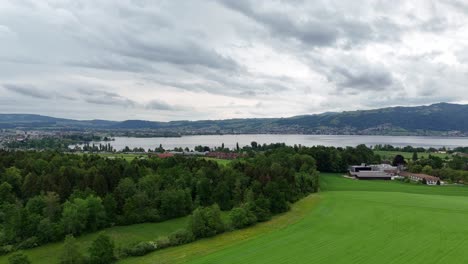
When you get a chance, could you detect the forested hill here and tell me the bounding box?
[1,103,467,136]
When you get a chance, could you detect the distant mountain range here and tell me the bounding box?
[1,103,468,136]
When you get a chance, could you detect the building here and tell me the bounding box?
[349,164,398,180]
[348,164,397,180]
[399,171,441,185]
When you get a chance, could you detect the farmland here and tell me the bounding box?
[4,173,468,264]
[124,174,468,264]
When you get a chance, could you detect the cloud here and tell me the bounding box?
[3,84,51,99]
[331,66,395,91]
[0,0,466,121]
[145,99,192,112]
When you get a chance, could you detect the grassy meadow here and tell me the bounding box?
[0,217,189,264]
[5,173,468,264]
[125,174,468,264]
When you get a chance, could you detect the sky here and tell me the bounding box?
[1,0,468,121]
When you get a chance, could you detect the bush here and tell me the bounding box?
[229,206,257,229]
[88,234,115,264]
[168,229,195,246]
[0,245,14,256]
[189,204,225,239]
[16,237,39,250]
[8,252,31,264]
[155,237,171,249]
[125,241,157,257]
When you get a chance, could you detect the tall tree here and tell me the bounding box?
[60,235,84,264]
[88,234,115,264]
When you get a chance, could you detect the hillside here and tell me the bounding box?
[1,103,467,136]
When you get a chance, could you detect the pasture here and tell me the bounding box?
[0,216,189,264]
[5,174,468,264]
[126,174,468,264]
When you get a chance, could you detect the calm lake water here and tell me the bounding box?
[79,134,468,151]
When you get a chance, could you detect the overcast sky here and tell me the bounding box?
[1,0,468,121]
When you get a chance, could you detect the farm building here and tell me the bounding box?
[348,164,397,180]
[399,171,441,185]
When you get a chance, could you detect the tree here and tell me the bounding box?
[0,182,15,204]
[392,155,406,167]
[422,165,433,175]
[2,167,22,196]
[8,252,31,264]
[229,206,257,229]
[61,199,88,235]
[60,235,84,264]
[412,152,418,161]
[43,192,61,222]
[189,205,225,239]
[411,164,423,173]
[251,141,258,149]
[88,234,115,264]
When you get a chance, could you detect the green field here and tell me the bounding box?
[0,217,189,264]
[374,150,451,161]
[123,174,468,264]
[5,174,468,264]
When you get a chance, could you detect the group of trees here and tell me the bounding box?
[407,154,468,183]
[0,147,321,255]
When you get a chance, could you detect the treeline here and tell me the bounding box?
[373,144,445,153]
[298,144,381,173]
[0,147,319,255]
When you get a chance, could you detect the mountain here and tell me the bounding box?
[1,103,467,136]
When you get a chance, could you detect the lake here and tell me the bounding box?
[77,134,468,151]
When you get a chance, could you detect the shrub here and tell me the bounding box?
[168,229,195,246]
[155,237,171,249]
[8,252,31,264]
[229,206,257,229]
[16,237,39,250]
[189,204,225,239]
[125,241,157,257]
[0,245,14,256]
[88,234,115,264]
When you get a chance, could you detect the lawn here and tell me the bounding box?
[374,150,451,161]
[0,216,189,264]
